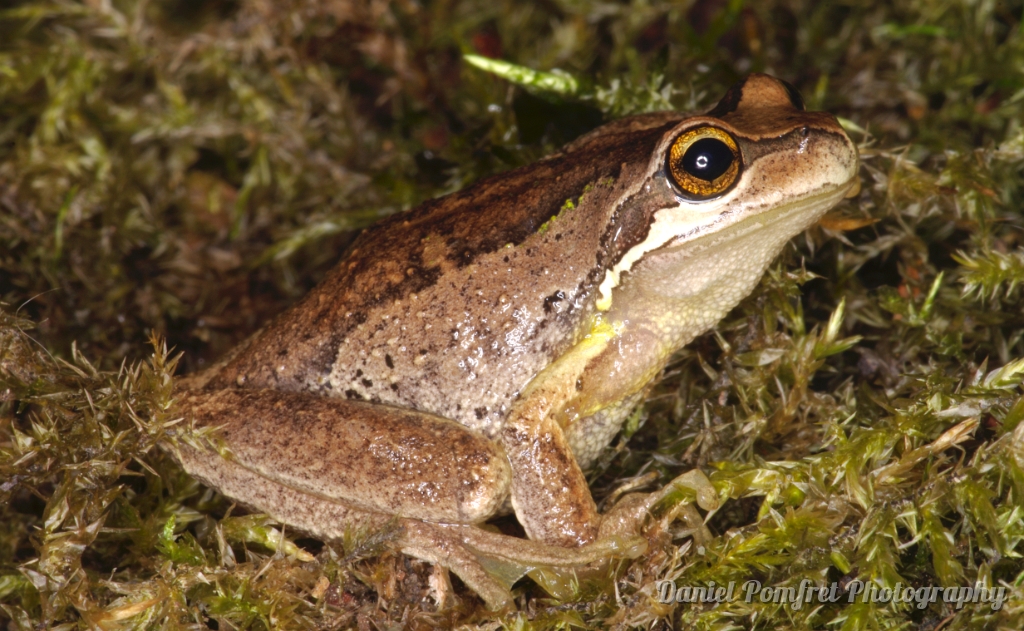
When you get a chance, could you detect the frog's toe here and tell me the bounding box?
[652,469,720,515]
[400,521,518,610]
[599,469,719,545]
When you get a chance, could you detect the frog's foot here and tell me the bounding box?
[513,470,719,601]
[465,470,719,604]
[401,521,647,610]
[403,472,717,608]
[598,469,720,545]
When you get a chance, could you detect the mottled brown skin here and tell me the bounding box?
[171,74,859,609]
[209,117,681,437]
[180,388,511,523]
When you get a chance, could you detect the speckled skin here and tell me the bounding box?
[208,116,678,441]
[170,74,859,609]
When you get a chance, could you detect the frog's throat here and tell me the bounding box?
[596,176,856,314]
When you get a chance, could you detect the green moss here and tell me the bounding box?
[2,0,1024,628]
[536,215,558,235]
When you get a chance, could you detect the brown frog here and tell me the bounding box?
[169,74,859,608]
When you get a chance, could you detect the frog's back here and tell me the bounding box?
[208,116,682,437]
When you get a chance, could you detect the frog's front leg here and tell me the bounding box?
[500,323,618,546]
[503,321,720,547]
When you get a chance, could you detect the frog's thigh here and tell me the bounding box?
[176,439,518,609]
[175,438,394,536]
[178,388,511,525]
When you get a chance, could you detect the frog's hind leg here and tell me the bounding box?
[174,387,512,525]
[173,432,524,608]
[401,521,646,609]
[169,388,646,609]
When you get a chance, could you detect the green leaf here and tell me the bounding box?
[463,54,580,96]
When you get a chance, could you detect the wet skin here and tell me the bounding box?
[169,74,860,609]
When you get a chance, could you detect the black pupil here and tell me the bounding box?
[681,138,734,182]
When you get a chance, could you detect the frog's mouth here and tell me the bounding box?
[594,175,858,314]
[665,174,860,253]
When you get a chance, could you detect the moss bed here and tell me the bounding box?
[2,0,1024,628]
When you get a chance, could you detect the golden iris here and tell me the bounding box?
[667,127,740,199]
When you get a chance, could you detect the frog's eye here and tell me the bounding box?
[667,127,741,200]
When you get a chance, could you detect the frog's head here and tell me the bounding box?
[598,74,859,342]
[664,73,858,206]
